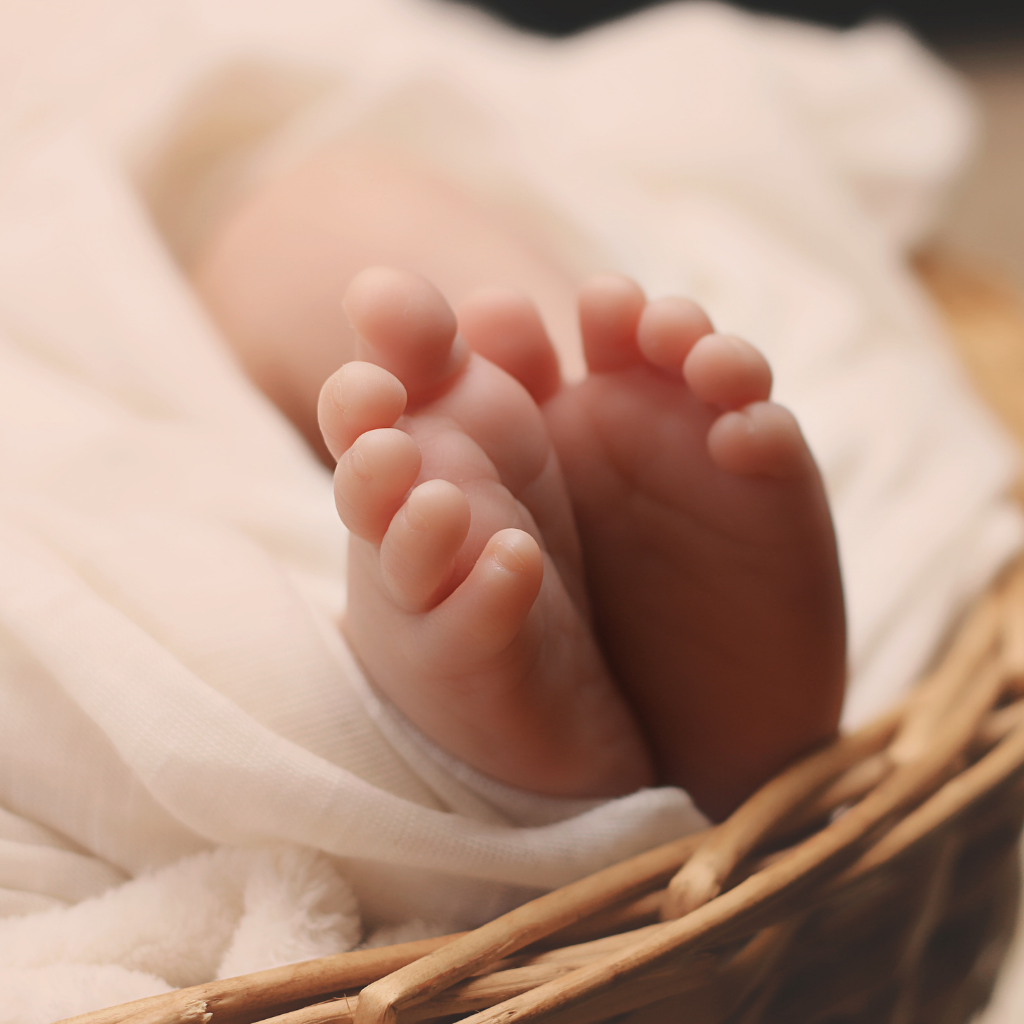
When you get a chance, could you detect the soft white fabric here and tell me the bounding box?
[0,0,1020,1016]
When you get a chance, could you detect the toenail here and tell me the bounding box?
[404,499,429,532]
[329,372,347,408]
[349,444,372,481]
[493,536,527,572]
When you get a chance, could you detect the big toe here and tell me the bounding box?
[344,267,469,399]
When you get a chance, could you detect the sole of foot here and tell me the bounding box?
[319,267,655,799]
[459,274,846,820]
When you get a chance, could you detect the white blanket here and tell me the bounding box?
[0,0,1021,1018]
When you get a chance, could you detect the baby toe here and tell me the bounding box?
[578,274,646,373]
[707,402,811,481]
[457,288,561,404]
[318,361,408,460]
[334,427,422,541]
[343,267,468,400]
[683,333,772,410]
[380,480,471,611]
[426,528,544,670]
[636,296,715,373]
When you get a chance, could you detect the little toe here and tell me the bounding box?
[636,296,715,373]
[334,427,422,541]
[426,528,544,670]
[318,361,408,461]
[683,333,773,410]
[707,401,812,480]
[578,274,646,373]
[457,288,562,404]
[380,479,471,611]
[343,267,469,400]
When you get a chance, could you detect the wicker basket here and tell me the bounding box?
[64,254,1024,1024]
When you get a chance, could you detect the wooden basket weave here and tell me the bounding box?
[65,255,1024,1024]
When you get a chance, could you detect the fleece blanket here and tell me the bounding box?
[0,0,1021,1018]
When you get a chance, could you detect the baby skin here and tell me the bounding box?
[320,267,845,819]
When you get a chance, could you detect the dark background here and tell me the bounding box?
[454,0,1024,301]
[461,1,1024,41]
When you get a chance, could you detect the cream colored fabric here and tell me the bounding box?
[0,0,1020,1018]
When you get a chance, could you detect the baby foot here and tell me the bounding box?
[459,276,846,820]
[318,268,654,798]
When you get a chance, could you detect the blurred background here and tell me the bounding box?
[462,0,1024,298]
